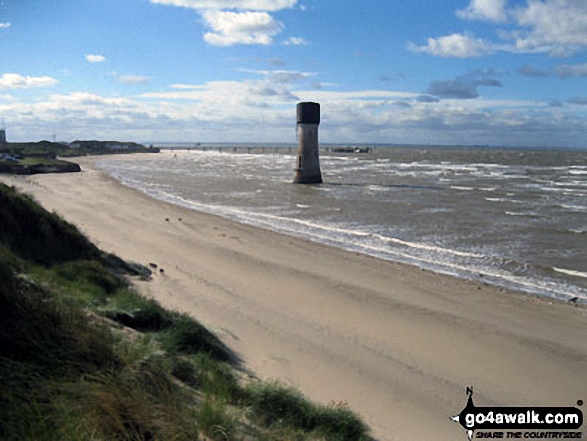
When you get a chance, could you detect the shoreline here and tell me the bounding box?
[91,153,583,308]
[2,154,586,440]
[94,148,587,305]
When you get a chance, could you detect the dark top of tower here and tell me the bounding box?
[297,102,320,125]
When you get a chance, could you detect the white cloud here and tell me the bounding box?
[297,90,420,101]
[2,84,585,147]
[85,54,106,63]
[240,69,313,83]
[118,75,151,84]
[202,10,283,46]
[268,70,310,83]
[456,0,508,22]
[169,84,207,89]
[143,73,302,106]
[47,92,132,107]
[408,33,494,58]
[0,22,10,29]
[282,36,307,46]
[141,81,241,100]
[510,0,587,56]
[247,82,298,101]
[150,0,300,46]
[0,73,58,89]
[418,0,587,58]
[149,0,296,12]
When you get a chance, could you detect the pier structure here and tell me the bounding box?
[294,102,322,184]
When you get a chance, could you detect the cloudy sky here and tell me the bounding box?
[1,0,586,147]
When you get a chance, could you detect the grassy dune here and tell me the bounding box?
[0,183,370,441]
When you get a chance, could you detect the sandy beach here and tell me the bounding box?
[2,154,586,440]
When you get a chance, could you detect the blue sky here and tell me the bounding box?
[1,0,586,147]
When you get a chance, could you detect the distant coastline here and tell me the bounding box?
[0,139,159,175]
[150,141,587,152]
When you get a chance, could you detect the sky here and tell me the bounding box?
[0,0,586,147]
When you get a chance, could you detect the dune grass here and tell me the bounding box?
[0,183,98,265]
[0,182,371,441]
[245,382,369,441]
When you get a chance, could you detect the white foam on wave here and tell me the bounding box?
[477,271,587,302]
[451,186,474,191]
[557,181,587,187]
[553,267,587,279]
[367,185,388,192]
[369,233,485,258]
[469,163,509,169]
[505,211,539,217]
[487,197,523,204]
[560,204,587,212]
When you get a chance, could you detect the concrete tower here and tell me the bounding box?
[0,129,6,144]
[294,102,322,184]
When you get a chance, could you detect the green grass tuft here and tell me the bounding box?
[170,356,202,387]
[246,382,369,441]
[0,184,98,265]
[55,260,124,294]
[0,266,118,375]
[197,398,235,440]
[193,353,243,403]
[160,313,234,363]
[104,288,173,331]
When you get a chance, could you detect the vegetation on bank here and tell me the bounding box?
[0,183,370,440]
[0,140,159,175]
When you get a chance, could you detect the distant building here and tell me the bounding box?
[0,129,6,144]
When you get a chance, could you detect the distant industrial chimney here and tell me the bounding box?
[0,128,6,144]
[294,102,322,184]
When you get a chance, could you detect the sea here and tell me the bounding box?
[96,144,587,304]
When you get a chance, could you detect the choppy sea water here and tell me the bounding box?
[96,146,587,304]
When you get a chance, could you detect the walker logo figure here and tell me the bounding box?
[451,387,583,441]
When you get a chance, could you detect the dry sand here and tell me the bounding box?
[2,154,586,440]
